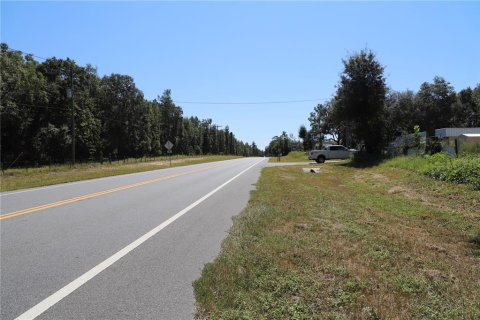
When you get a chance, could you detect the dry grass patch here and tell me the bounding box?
[194,162,480,319]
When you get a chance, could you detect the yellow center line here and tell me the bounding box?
[0,165,220,221]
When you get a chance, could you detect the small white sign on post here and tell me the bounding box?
[164,140,174,151]
[164,140,174,166]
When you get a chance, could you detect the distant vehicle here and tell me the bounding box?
[308,145,357,163]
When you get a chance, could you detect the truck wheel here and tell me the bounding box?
[316,155,325,163]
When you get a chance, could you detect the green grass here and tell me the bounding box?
[194,161,480,319]
[0,155,241,191]
[269,151,310,163]
[381,153,480,190]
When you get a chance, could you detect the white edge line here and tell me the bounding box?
[15,158,265,320]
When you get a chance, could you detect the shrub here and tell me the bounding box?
[425,137,443,155]
[383,153,480,190]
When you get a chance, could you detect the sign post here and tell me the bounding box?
[164,140,174,166]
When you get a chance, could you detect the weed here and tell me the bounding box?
[393,274,427,294]
[382,153,480,190]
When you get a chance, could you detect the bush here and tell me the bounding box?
[425,137,443,155]
[424,154,480,189]
[383,153,480,190]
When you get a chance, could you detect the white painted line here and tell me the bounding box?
[14,158,265,320]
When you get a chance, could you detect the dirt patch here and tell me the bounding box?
[372,173,389,182]
[354,172,390,185]
[280,174,297,181]
[422,269,458,284]
[386,185,429,202]
[353,172,366,183]
[387,186,406,194]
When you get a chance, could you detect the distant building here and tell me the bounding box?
[457,133,480,154]
[388,127,480,156]
[435,128,480,155]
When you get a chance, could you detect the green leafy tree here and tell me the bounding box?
[32,123,70,162]
[159,89,183,153]
[1,44,48,165]
[266,131,292,156]
[333,49,387,154]
[38,58,104,162]
[250,142,261,156]
[415,76,456,136]
[98,74,145,158]
[384,90,417,143]
[451,86,480,127]
[1,42,254,165]
[145,99,162,155]
[298,125,308,151]
[308,100,344,146]
[68,63,102,160]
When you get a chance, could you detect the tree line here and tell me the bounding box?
[301,49,480,155]
[0,43,262,167]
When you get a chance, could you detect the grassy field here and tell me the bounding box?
[194,161,480,319]
[269,151,310,163]
[0,155,240,192]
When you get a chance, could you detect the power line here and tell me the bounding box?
[5,47,49,61]
[174,98,323,105]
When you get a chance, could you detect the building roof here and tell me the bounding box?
[435,128,480,137]
[459,133,480,138]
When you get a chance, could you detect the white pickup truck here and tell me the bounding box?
[308,145,357,163]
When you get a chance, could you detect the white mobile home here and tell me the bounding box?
[435,128,480,155]
[457,134,480,154]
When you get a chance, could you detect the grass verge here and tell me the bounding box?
[0,155,241,192]
[194,161,480,319]
[269,151,310,163]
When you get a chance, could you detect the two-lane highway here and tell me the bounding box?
[1,157,267,319]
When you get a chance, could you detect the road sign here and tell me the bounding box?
[164,141,174,167]
[164,140,174,151]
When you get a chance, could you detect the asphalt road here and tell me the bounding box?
[1,157,267,320]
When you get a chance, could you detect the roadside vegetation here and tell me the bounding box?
[0,155,240,192]
[268,151,310,163]
[194,161,480,319]
[381,153,480,190]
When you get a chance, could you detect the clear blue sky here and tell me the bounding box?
[2,1,479,149]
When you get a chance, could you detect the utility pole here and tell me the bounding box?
[214,125,223,154]
[67,67,76,166]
